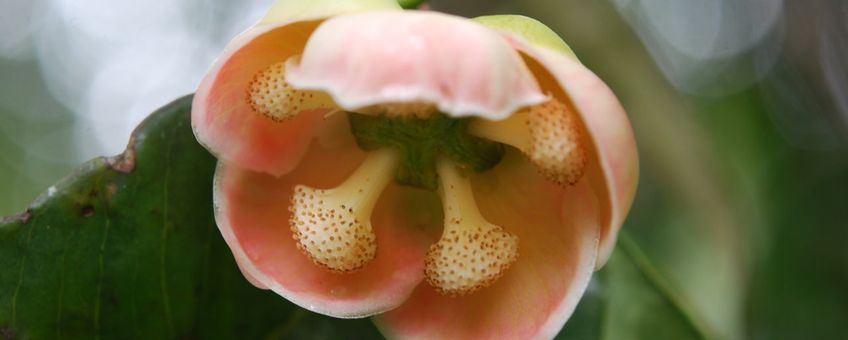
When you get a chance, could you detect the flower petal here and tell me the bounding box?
[499,33,638,269]
[260,0,400,25]
[192,21,329,176]
[286,11,547,120]
[213,139,433,318]
[193,0,404,175]
[375,151,600,339]
[474,15,579,61]
[234,254,268,289]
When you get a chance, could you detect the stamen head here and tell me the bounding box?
[525,99,587,185]
[247,61,332,121]
[424,223,519,296]
[289,185,377,273]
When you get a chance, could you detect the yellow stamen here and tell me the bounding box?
[424,159,519,296]
[468,98,587,185]
[289,149,399,273]
[247,57,336,121]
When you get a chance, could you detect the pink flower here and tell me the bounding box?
[191,0,638,338]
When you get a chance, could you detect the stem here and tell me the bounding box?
[397,0,427,10]
[618,233,719,340]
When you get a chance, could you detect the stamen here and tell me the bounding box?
[424,159,519,296]
[289,149,399,273]
[247,57,336,121]
[468,98,587,185]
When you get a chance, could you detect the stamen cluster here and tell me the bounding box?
[247,61,587,296]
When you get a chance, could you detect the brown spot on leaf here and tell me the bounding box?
[107,135,136,173]
[106,183,118,200]
[1,209,32,224]
[0,325,16,340]
[81,204,95,218]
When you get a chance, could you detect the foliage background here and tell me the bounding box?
[1,0,846,339]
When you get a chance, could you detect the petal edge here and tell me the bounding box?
[286,11,547,120]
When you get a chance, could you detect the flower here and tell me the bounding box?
[191,0,638,338]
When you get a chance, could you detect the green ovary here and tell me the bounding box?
[347,112,504,190]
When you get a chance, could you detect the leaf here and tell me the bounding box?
[740,91,848,340]
[557,234,713,340]
[0,95,381,340]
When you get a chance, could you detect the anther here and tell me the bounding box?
[424,159,519,296]
[247,57,336,121]
[289,149,399,273]
[468,98,587,185]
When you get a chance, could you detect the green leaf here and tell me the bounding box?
[557,234,714,340]
[0,95,381,340]
[739,84,848,340]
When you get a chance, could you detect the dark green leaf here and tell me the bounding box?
[557,234,712,340]
[0,96,382,340]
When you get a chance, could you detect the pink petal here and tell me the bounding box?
[192,21,325,176]
[193,0,403,175]
[234,253,268,289]
[503,34,639,269]
[375,152,600,339]
[214,140,433,318]
[286,11,547,120]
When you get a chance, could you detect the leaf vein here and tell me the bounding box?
[619,232,716,340]
[55,228,73,340]
[10,221,37,328]
[94,213,112,340]
[159,128,176,338]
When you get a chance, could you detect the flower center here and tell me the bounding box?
[251,58,584,294]
[348,112,505,190]
[290,111,521,293]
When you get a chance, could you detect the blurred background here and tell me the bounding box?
[0,0,845,339]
